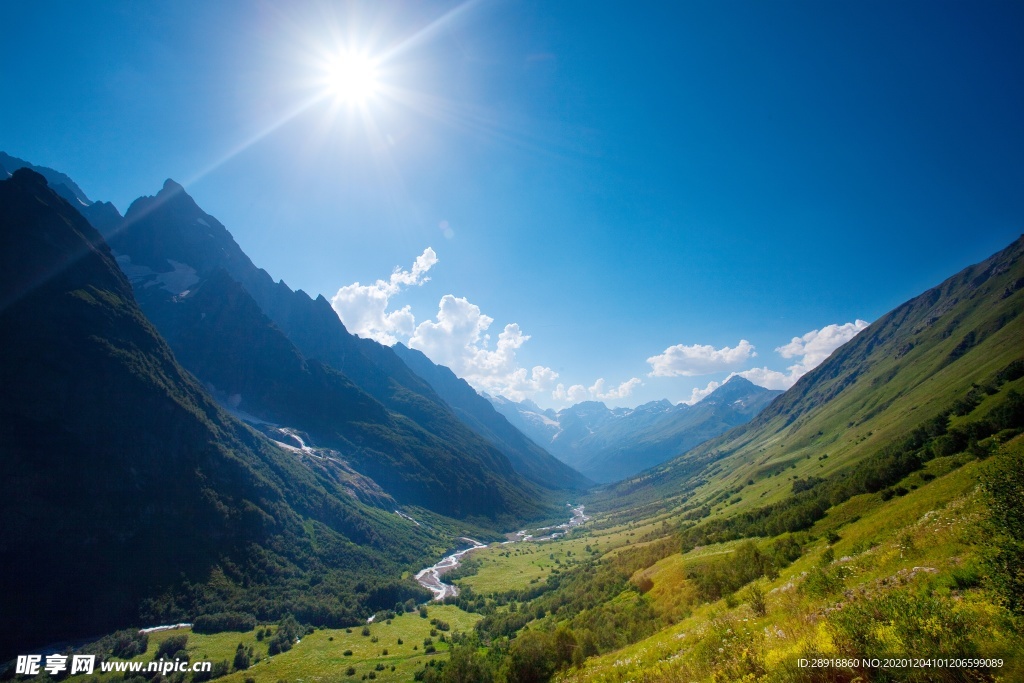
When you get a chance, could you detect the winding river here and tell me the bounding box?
[415,505,588,601]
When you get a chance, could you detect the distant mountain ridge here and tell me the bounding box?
[97,177,561,522]
[490,376,781,483]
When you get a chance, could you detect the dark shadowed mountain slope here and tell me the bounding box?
[598,235,1024,512]
[137,267,549,520]
[392,343,592,490]
[0,169,444,657]
[490,378,780,483]
[0,151,123,234]
[103,179,553,521]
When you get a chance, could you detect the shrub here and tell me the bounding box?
[746,583,767,617]
[267,614,301,655]
[154,634,188,660]
[233,643,250,671]
[192,612,257,634]
[828,588,977,661]
[980,440,1024,614]
[83,629,148,660]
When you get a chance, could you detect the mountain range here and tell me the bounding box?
[92,177,584,521]
[489,377,781,482]
[2,151,1021,678]
[0,168,448,656]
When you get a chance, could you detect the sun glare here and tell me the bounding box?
[325,51,379,104]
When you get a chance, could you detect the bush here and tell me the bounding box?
[688,541,775,601]
[193,612,257,634]
[233,643,251,670]
[154,634,188,660]
[980,441,1024,614]
[828,588,977,661]
[82,629,148,659]
[746,583,767,617]
[268,614,301,655]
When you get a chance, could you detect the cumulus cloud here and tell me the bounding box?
[647,339,756,377]
[549,377,642,405]
[777,321,870,368]
[589,377,643,400]
[733,366,795,391]
[409,294,559,401]
[331,248,438,345]
[737,319,870,390]
[553,383,589,404]
[682,380,722,405]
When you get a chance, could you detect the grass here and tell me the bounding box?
[560,438,1024,682]
[60,606,480,682]
[218,606,481,683]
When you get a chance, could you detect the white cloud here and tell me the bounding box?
[738,319,870,390]
[409,294,559,401]
[331,248,438,345]
[589,377,643,400]
[682,380,721,405]
[549,377,642,405]
[733,366,795,391]
[553,383,589,404]
[776,320,870,368]
[647,339,756,377]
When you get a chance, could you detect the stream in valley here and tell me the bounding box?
[414,504,588,601]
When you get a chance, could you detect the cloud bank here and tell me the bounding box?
[550,377,642,404]
[331,248,438,345]
[736,320,870,390]
[647,339,756,377]
[409,294,560,402]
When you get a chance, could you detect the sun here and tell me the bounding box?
[324,51,379,104]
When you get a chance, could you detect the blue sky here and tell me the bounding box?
[3,1,1023,408]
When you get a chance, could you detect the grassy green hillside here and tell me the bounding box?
[341,237,1022,683]
[597,235,1024,519]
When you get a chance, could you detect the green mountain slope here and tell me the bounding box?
[398,237,1024,683]
[0,170,444,657]
[597,234,1024,517]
